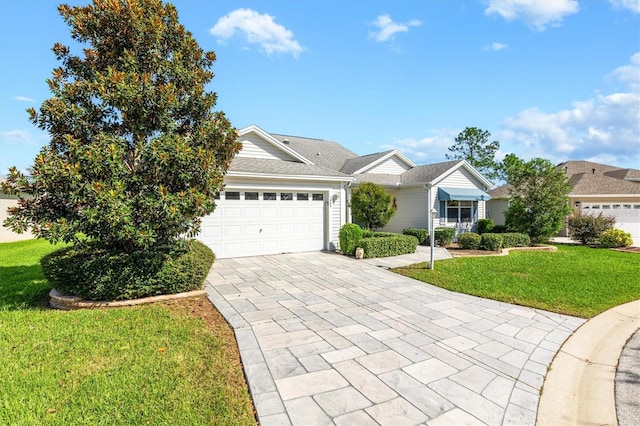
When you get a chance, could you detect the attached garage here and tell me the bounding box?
[200,190,327,259]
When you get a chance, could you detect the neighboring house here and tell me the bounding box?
[487,160,640,245]
[199,125,493,258]
[0,178,34,243]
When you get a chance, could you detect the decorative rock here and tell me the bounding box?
[355,247,364,259]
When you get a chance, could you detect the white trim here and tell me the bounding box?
[431,160,493,189]
[238,125,314,165]
[569,193,640,197]
[227,170,354,183]
[352,150,417,175]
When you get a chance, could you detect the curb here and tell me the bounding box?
[536,299,640,425]
[49,288,206,310]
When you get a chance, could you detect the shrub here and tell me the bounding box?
[502,233,531,248]
[42,240,214,301]
[362,229,374,238]
[458,232,481,250]
[567,212,616,245]
[476,219,494,235]
[402,228,428,245]
[368,232,398,238]
[339,223,364,255]
[481,233,504,251]
[599,228,633,248]
[434,227,456,247]
[351,182,396,230]
[492,225,507,233]
[360,235,419,258]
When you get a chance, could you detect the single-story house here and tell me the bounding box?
[486,160,640,246]
[199,125,493,258]
[0,177,33,243]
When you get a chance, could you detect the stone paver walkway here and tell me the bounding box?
[205,250,585,426]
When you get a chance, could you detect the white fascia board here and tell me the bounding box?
[226,170,354,183]
[569,193,640,198]
[353,150,417,175]
[431,160,494,189]
[238,124,314,165]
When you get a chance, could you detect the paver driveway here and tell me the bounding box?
[205,250,585,426]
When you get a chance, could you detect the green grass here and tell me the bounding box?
[0,239,256,425]
[393,244,640,318]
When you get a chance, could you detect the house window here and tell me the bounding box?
[281,193,293,201]
[297,193,309,201]
[634,205,640,209]
[623,204,631,209]
[613,204,621,209]
[214,193,220,200]
[446,200,472,222]
[225,192,240,200]
[263,192,276,200]
[312,193,324,201]
[602,205,611,209]
[245,192,258,200]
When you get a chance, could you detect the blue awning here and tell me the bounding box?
[438,187,491,201]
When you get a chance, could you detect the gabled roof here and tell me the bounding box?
[400,160,460,184]
[238,125,314,165]
[227,157,352,181]
[270,133,358,172]
[341,151,393,175]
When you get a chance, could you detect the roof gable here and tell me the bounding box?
[270,133,358,171]
[345,150,417,175]
[236,125,313,165]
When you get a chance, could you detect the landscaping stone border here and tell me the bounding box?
[49,288,206,310]
[448,244,557,258]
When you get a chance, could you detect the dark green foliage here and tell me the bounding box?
[339,223,364,255]
[362,229,374,238]
[367,232,398,238]
[41,240,214,301]
[567,213,616,245]
[501,154,572,244]
[501,233,531,248]
[434,227,456,246]
[599,228,632,248]
[2,0,239,252]
[458,232,481,249]
[491,225,507,233]
[446,127,500,180]
[360,235,418,259]
[350,182,396,230]
[481,233,504,251]
[476,219,494,234]
[402,228,428,245]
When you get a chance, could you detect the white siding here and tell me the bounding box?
[381,187,429,233]
[236,134,299,161]
[329,186,346,251]
[486,199,508,225]
[439,168,484,189]
[1,198,34,242]
[367,156,411,175]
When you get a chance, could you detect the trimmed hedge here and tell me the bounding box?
[339,223,364,255]
[492,225,507,233]
[476,219,494,235]
[599,228,633,248]
[458,232,481,249]
[41,240,214,301]
[434,227,456,247]
[502,232,531,248]
[481,233,504,251]
[360,235,419,258]
[402,228,428,245]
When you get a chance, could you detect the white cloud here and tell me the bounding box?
[369,14,422,42]
[498,53,640,167]
[609,0,640,12]
[606,52,640,92]
[14,96,35,102]
[1,130,33,144]
[210,9,303,57]
[485,0,579,31]
[380,128,459,163]
[484,42,508,51]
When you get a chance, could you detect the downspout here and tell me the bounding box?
[346,181,353,224]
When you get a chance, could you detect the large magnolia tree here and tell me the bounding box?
[2,0,239,252]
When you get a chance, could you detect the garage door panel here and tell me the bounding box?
[199,190,326,258]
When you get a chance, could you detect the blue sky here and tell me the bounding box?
[1,0,639,177]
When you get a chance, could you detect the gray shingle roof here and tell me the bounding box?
[401,161,460,184]
[271,134,358,172]
[353,173,402,186]
[229,157,352,179]
[340,151,394,174]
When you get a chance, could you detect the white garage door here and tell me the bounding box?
[199,190,326,258]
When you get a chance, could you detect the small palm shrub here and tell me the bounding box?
[599,228,633,248]
[458,232,481,249]
[339,223,364,255]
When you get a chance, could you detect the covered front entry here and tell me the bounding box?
[199,190,326,258]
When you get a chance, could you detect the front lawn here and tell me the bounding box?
[393,244,640,318]
[0,239,256,425]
